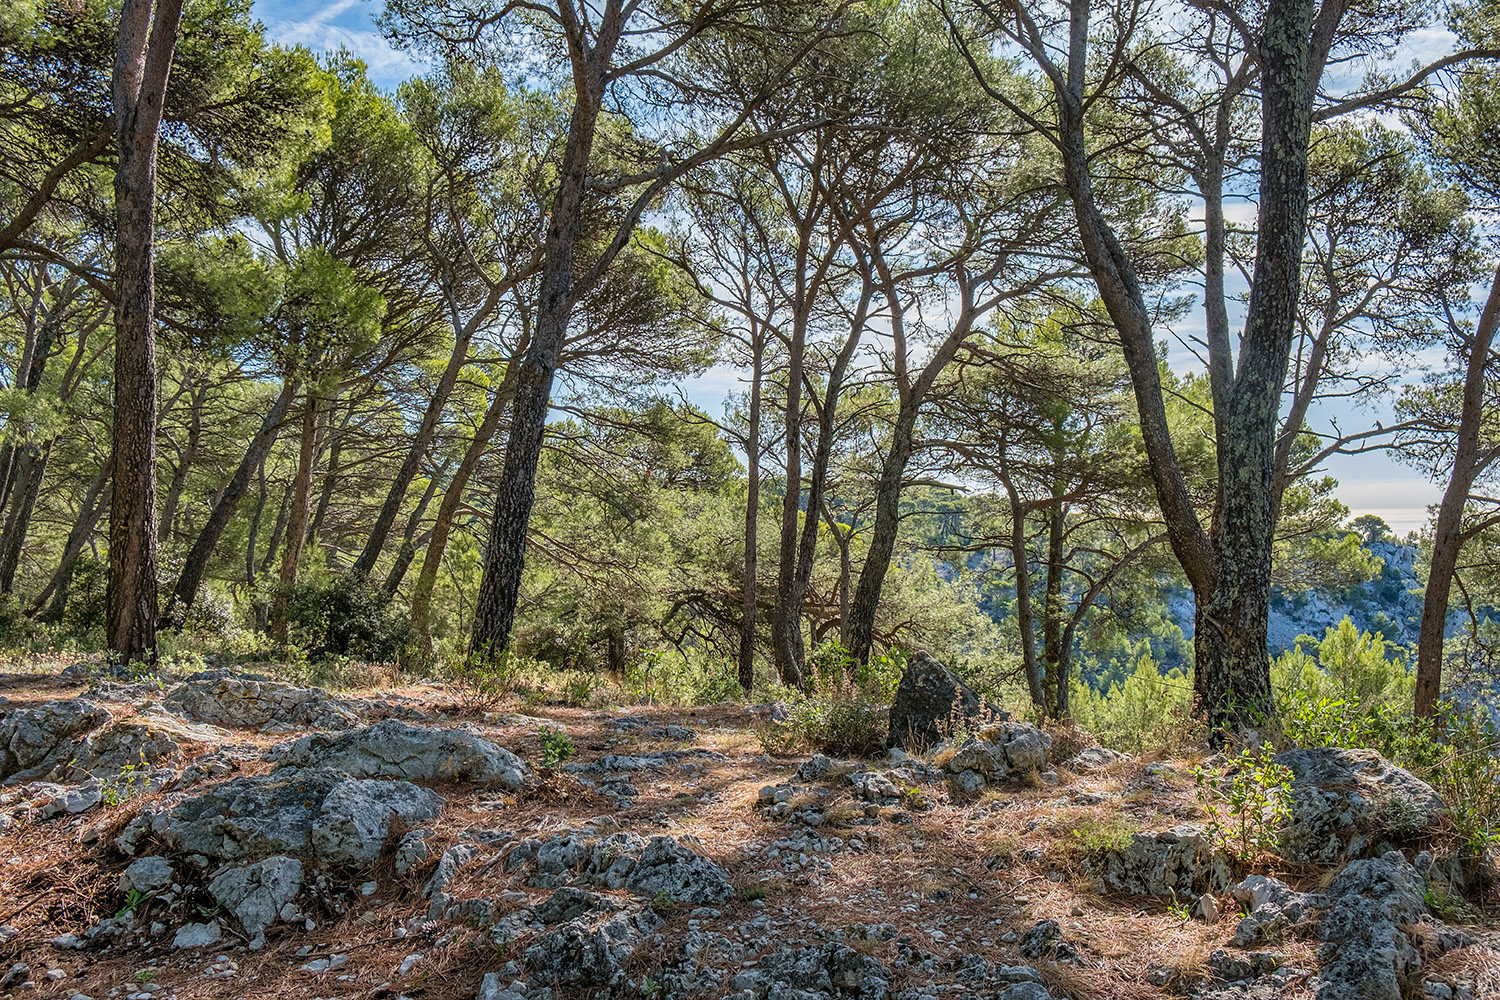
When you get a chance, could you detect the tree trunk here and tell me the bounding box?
[737,333,764,691]
[353,327,474,577]
[382,459,449,596]
[0,443,52,592]
[846,402,919,662]
[411,365,519,640]
[106,0,184,666]
[29,460,112,621]
[468,54,611,662]
[306,395,344,544]
[270,391,319,641]
[1041,502,1065,716]
[1005,486,1046,710]
[1414,267,1500,718]
[157,376,205,543]
[245,459,268,589]
[168,378,297,620]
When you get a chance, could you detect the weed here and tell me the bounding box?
[1193,747,1293,868]
[539,725,576,770]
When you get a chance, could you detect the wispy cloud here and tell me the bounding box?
[254,0,427,89]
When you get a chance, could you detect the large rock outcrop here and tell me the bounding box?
[164,672,360,732]
[1088,825,1231,898]
[1275,747,1444,864]
[1,699,110,781]
[938,722,1052,792]
[886,652,1005,750]
[136,767,443,864]
[266,719,532,788]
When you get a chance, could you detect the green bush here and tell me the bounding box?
[1193,747,1294,867]
[753,644,891,757]
[1068,653,1194,754]
[1272,617,1413,711]
[281,574,415,663]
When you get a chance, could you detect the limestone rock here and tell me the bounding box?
[1276,747,1444,864]
[1315,852,1465,1000]
[524,905,663,987]
[1227,875,1316,947]
[1,699,110,781]
[267,719,532,788]
[939,722,1053,790]
[623,835,733,904]
[208,856,304,940]
[172,922,222,949]
[1067,746,1125,772]
[1089,825,1230,898]
[164,672,360,732]
[50,719,183,784]
[732,943,893,999]
[120,856,174,896]
[886,651,1005,750]
[1019,920,1077,962]
[150,767,443,863]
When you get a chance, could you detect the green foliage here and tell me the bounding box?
[280,575,415,664]
[1193,747,1294,867]
[538,725,576,770]
[1068,653,1194,754]
[1272,618,1414,711]
[754,646,889,757]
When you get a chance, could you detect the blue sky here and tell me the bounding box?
[251,0,1445,533]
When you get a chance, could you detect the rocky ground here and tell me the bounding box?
[0,652,1496,1000]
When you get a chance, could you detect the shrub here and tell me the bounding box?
[1272,617,1413,711]
[539,725,576,770]
[753,645,893,757]
[281,574,415,663]
[1192,747,1294,868]
[1068,653,1195,754]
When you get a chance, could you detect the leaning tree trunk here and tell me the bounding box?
[845,401,919,663]
[737,334,764,691]
[468,67,609,662]
[1415,267,1500,718]
[353,326,474,577]
[382,459,449,596]
[411,365,518,641]
[106,0,184,666]
[270,391,320,641]
[0,443,53,592]
[167,378,297,621]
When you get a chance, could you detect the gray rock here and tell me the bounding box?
[1019,920,1077,962]
[1276,747,1445,864]
[943,723,1053,783]
[50,719,183,784]
[209,856,303,939]
[152,767,443,863]
[423,843,477,899]
[164,672,360,731]
[267,719,532,789]
[1315,852,1454,1000]
[120,856,174,895]
[1088,825,1231,898]
[524,906,663,987]
[394,828,433,876]
[623,836,733,904]
[1067,745,1124,771]
[534,887,617,925]
[1227,875,1316,947]
[887,651,1005,750]
[1,699,110,781]
[738,942,892,999]
[997,985,1054,1000]
[171,922,222,949]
